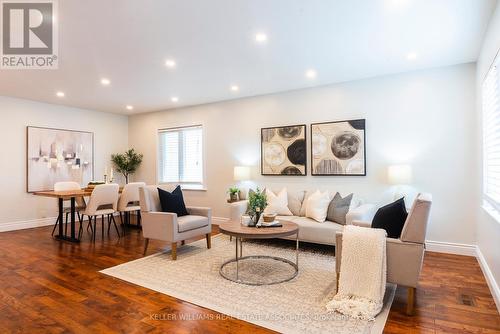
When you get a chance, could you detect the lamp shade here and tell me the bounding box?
[388,164,412,185]
[233,166,251,181]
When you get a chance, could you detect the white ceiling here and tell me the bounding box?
[0,0,496,114]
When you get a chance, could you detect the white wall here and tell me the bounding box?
[129,63,477,245]
[476,1,500,307]
[0,96,129,231]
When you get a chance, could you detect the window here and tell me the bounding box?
[483,52,500,213]
[158,125,204,189]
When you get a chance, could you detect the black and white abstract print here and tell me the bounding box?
[311,119,366,176]
[261,125,306,175]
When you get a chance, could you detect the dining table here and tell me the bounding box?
[33,187,123,243]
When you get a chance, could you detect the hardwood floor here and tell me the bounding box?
[0,218,499,333]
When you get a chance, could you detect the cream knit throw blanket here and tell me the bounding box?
[326,225,387,321]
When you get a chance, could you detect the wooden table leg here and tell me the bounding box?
[70,197,76,240]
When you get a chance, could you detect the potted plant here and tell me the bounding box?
[247,188,267,227]
[228,186,240,202]
[111,148,143,184]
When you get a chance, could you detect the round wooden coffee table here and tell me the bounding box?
[218,221,299,285]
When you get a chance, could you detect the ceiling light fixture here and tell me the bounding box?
[407,52,417,60]
[165,59,176,68]
[101,78,111,86]
[56,91,65,97]
[171,97,179,103]
[126,105,133,110]
[305,69,317,79]
[230,85,239,92]
[255,33,267,43]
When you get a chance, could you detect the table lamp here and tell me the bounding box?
[388,164,412,201]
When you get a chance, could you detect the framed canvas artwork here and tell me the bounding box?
[311,119,366,176]
[27,126,94,192]
[261,124,307,176]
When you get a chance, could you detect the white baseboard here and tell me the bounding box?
[476,247,500,314]
[0,216,56,232]
[425,240,477,256]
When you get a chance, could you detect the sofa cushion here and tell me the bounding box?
[372,197,408,238]
[327,192,353,225]
[177,215,209,233]
[305,190,331,222]
[158,185,189,217]
[264,188,293,215]
[278,216,343,244]
[287,190,305,216]
[299,190,316,216]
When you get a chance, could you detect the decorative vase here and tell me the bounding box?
[249,212,261,227]
[230,193,238,202]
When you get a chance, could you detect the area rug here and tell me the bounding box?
[101,234,395,334]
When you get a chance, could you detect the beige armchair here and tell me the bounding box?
[139,185,212,260]
[335,193,432,315]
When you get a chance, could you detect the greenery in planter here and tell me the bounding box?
[111,149,143,184]
[227,186,240,201]
[247,188,267,225]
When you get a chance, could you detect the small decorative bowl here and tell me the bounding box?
[263,213,277,223]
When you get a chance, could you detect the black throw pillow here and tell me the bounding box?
[371,198,408,238]
[158,185,189,217]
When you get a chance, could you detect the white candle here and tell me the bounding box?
[104,165,107,176]
[110,168,114,180]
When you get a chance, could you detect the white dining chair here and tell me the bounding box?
[81,184,120,241]
[117,182,146,226]
[51,181,86,236]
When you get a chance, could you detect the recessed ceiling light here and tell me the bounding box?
[407,52,417,60]
[255,33,267,43]
[305,69,317,79]
[126,105,133,110]
[56,91,65,97]
[101,78,111,86]
[230,85,239,92]
[171,97,179,103]
[165,59,176,68]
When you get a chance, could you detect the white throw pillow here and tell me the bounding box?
[305,190,332,222]
[264,188,293,215]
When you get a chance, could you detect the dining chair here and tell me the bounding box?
[117,182,146,227]
[81,184,120,241]
[51,181,86,236]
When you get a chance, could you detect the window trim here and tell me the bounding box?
[156,124,206,191]
[482,47,500,222]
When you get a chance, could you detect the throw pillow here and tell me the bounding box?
[299,190,316,216]
[371,197,408,238]
[158,185,189,217]
[327,192,353,225]
[287,190,305,216]
[264,188,293,215]
[305,190,332,222]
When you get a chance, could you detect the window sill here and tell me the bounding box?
[482,201,500,224]
[181,186,207,192]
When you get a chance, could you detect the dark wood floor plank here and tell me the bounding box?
[0,217,498,334]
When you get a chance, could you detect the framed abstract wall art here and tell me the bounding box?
[311,119,366,176]
[27,126,94,192]
[261,124,307,176]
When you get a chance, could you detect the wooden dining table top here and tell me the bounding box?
[33,187,123,200]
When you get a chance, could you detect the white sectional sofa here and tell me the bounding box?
[229,189,377,246]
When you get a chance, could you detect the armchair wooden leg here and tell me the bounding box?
[406,287,416,316]
[143,238,149,256]
[336,273,340,293]
[171,242,177,260]
[206,233,211,249]
[181,240,185,245]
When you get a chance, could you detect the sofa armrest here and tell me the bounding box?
[335,233,424,288]
[187,206,212,222]
[141,211,177,241]
[346,203,377,225]
[229,200,248,223]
